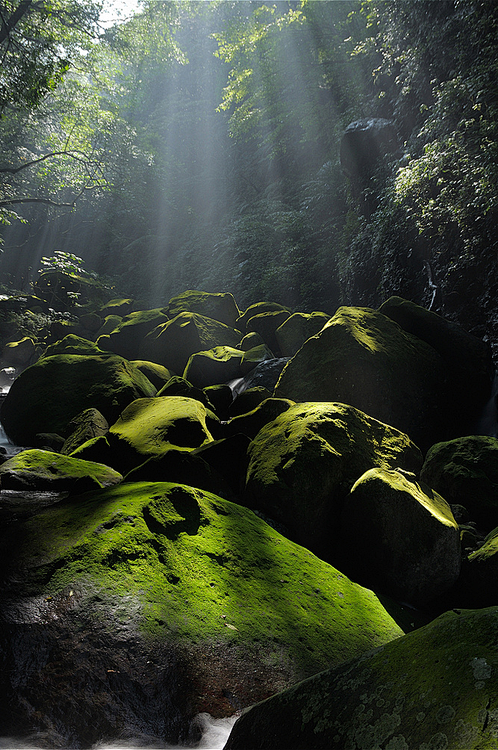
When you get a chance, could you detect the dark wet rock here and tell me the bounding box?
[97,308,169,361]
[193,433,252,497]
[235,357,290,395]
[224,607,498,750]
[2,336,36,366]
[421,435,498,531]
[452,527,498,608]
[380,296,493,438]
[339,467,461,606]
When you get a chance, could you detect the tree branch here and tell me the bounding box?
[0,149,99,175]
[0,0,34,46]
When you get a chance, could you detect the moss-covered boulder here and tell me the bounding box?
[240,343,274,374]
[0,353,156,446]
[130,360,172,390]
[43,334,102,357]
[61,408,109,455]
[140,312,242,374]
[0,448,122,491]
[236,302,290,332]
[246,310,291,355]
[380,296,493,437]
[156,375,213,408]
[1,481,404,746]
[106,396,217,471]
[340,468,461,606]
[224,607,498,750]
[165,290,240,328]
[239,331,265,351]
[244,402,423,563]
[420,436,498,530]
[183,346,245,388]
[228,386,272,418]
[95,313,122,338]
[275,311,331,357]
[125,448,233,499]
[97,308,169,361]
[274,306,446,451]
[224,397,295,440]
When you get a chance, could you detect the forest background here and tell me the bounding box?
[1,0,497,342]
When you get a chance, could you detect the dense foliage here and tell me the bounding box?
[0,0,497,335]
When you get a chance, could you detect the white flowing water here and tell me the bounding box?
[0,714,238,750]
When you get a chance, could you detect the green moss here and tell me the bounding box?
[15,481,404,675]
[0,354,156,445]
[108,396,216,457]
[43,334,102,357]
[165,290,240,328]
[224,607,498,749]
[0,448,122,490]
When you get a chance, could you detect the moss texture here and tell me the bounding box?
[11,481,404,678]
[183,346,245,388]
[274,306,446,451]
[275,311,331,357]
[224,607,498,750]
[0,448,122,491]
[340,468,461,605]
[97,308,169,361]
[421,436,498,530]
[107,397,217,467]
[43,334,103,357]
[140,312,243,374]
[165,290,240,328]
[244,401,423,563]
[0,353,156,445]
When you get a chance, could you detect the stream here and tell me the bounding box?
[0,713,238,750]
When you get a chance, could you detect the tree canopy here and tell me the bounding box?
[0,0,497,327]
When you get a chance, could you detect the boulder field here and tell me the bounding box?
[0,285,497,748]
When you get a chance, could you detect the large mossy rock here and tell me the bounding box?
[0,449,122,491]
[164,290,240,328]
[244,401,422,562]
[421,436,498,530]
[224,607,498,750]
[0,354,156,446]
[274,306,446,450]
[106,396,217,471]
[275,311,331,357]
[140,312,242,374]
[61,408,109,455]
[380,296,493,437]
[236,302,290,333]
[97,308,169,361]
[340,468,461,606]
[0,482,404,747]
[246,310,291,355]
[43,334,102,357]
[183,346,245,388]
